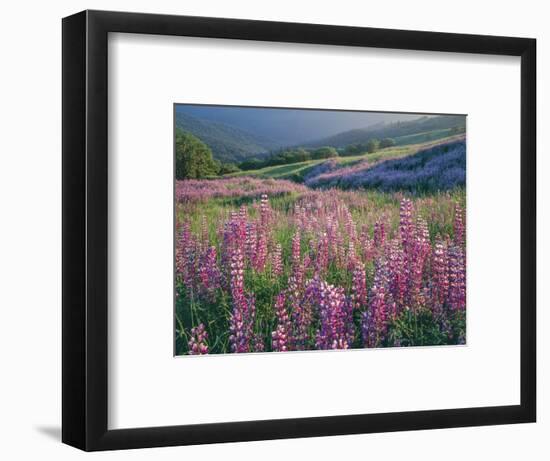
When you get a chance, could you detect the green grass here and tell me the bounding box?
[394,128,459,146]
[226,159,325,181]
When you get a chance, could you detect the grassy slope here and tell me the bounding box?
[394,128,458,146]
[226,134,464,182]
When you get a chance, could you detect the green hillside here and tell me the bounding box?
[307,115,466,148]
[175,112,279,163]
[226,135,463,183]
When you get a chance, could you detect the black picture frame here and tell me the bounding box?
[62,10,536,451]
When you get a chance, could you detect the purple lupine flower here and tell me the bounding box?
[198,245,220,298]
[188,323,209,355]
[177,220,196,290]
[351,262,367,310]
[314,279,352,350]
[363,256,391,347]
[362,284,390,348]
[272,292,292,352]
[290,275,316,350]
[253,333,265,352]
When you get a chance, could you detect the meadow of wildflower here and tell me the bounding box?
[175,169,466,355]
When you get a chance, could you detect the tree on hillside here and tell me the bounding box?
[311,146,338,160]
[175,130,219,179]
[218,162,241,175]
[239,157,263,170]
[366,139,380,153]
[379,138,396,149]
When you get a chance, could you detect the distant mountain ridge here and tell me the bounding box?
[175,112,280,163]
[306,115,466,148]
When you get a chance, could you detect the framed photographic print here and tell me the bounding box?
[62,10,536,451]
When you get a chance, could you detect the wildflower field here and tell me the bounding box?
[175,142,466,355]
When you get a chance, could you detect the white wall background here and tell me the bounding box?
[0,0,547,459]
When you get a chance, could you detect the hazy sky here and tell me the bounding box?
[175,104,432,146]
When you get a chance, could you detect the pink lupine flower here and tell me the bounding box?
[228,247,254,353]
[343,204,357,243]
[448,244,466,311]
[199,215,209,253]
[314,234,329,275]
[251,194,271,272]
[271,243,283,277]
[239,204,248,222]
[360,227,376,263]
[245,222,257,266]
[347,240,357,270]
[188,323,209,355]
[431,239,449,310]
[351,262,367,310]
[259,194,270,229]
[386,239,406,314]
[272,293,292,352]
[408,218,431,310]
[362,285,390,348]
[303,253,312,272]
[326,216,338,263]
[253,233,268,272]
[374,218,387,249]
[253,333,265,352]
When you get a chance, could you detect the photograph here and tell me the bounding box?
[174,105,467,355]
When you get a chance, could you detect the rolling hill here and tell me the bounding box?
[306,136,466,192]
[175,112,280,163]
[306,115,466,148]
[225,134,465,186]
